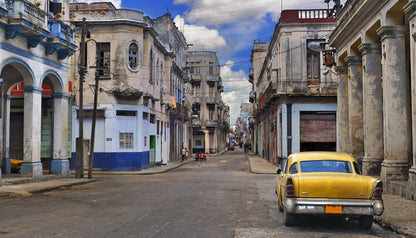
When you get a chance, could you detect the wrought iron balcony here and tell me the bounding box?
[46,20,77,59]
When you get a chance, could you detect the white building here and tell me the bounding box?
[69,3,187,170]
[0,0,76,178]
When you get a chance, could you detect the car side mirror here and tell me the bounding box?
[276,168,282,174]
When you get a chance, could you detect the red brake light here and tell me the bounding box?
[286,178,295,197]
[372,181,383,200]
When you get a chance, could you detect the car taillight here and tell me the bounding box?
[372,180,383,200]
[286,178,295,197]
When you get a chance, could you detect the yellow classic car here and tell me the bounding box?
[275,152,384,229]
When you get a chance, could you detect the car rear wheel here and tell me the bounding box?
[359,215,373,229]
[283,208,296,226]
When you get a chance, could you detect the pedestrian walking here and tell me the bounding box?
[181,147,186,162]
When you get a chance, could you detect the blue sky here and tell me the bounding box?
[75,0,346,124]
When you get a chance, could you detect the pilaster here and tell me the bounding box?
[359,43,383,176]
[377,25,410,182]
[335,66,349,153]
[345,56,364,159]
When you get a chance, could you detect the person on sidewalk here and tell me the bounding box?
[181,147,186,162]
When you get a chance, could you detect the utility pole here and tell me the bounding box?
[88,69,99,179]
[88,43,101,179]
[76,18,86,178]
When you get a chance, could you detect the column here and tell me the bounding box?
[335,66,349,153]
[20,86,43,179]
[204,130,210,154]
[359,43,384,176]
[1,95,11,174]
[50,93,70,177]
[405,0,416,199]
[345,56,364,159]
[377,25,410,182]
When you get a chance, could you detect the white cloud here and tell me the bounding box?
[174,0,280,26]
[174,15,226,51]
[220,61,251,125]
[71,0,122,8]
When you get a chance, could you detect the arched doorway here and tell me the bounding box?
[0,60,35,174]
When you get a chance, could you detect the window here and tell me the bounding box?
[289,163,298,174]
[209,110,214,120]
[149,49,154,84]
[119,132,133,148]
[150,114,156,124]
[142,112,149,120]
[307,39,324,80]
[97,43,111,77]
[194,84,201,96]
[300,160,353,173]
[128,43,138,69]
[209,62,214,75]
[196,140,202,146]
[144,136,147,147]
[117,110,137,116]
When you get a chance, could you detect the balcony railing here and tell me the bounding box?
[206,120,218,127]
[206,75,220,82]
[276,80,337,96]
[1,0,76,59]
[205,96,218,104]
[46,20,77,59]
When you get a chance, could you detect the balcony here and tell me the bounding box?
[275,80,337,96]
[249,91,256,103]
[46,20,77,59]
[206,75,220,82]
[192,119,202,127]
[206,120,218,127]
[205,96,218,104]
[5,0,49,40]
[249,68,254,83]
[1,0,76,59]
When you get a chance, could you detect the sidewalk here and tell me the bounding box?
[0,159,194,197]
[248,154,416,238]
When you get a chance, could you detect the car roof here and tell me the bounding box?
[288,152,356,163]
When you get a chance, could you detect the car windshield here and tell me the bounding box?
[300,160,353,173]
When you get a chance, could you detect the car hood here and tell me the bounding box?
[297,173,376,199]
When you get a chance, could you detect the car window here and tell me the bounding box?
[289,163,298,174]
[300,160,353,173]
[353,162,361,175]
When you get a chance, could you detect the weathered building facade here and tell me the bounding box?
[329,0,416,200]
[69,3,188,170]
[0,0,76,178]
[187,51,228,154]
[250,9,337,165]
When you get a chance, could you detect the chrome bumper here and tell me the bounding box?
[284,197,384,216]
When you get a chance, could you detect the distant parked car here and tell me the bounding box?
[275,151,384,229]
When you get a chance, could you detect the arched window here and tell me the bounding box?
[128,43,139,69]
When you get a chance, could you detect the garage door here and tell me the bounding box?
[300,112,336,143]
